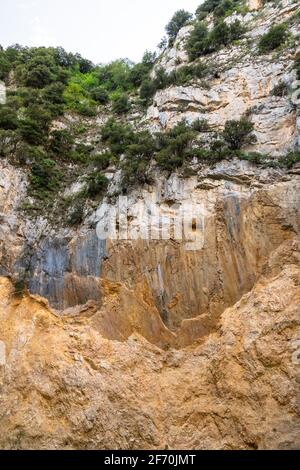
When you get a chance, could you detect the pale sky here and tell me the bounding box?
[0,0,201,64]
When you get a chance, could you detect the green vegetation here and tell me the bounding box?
[155,121,198,171]
[278,151,300,169]
[0,5,297,219]
[0,45,159,206]
[139,62,214,104]
[271,81,289,97]
[196,0,246,20]
[98,116,262,192]
[222,118,256,150]
[295,53,300,80]
[165,10,193,46]
[186,19,246,61]
[258,23,288,53]
[112,93,131,114]
[84,172,109,197]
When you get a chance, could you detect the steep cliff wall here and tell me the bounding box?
[0,0,300,449]
[0,238,299,450]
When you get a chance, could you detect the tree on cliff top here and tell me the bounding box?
[165,10,193,46]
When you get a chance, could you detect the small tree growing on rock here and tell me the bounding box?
[165,10,193,46]
[222,118,256,150]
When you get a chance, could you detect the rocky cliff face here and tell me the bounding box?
[0,0,300,449]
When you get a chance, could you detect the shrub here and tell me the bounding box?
[186,22,210,60]
[165,10,193,46]
[90,86,109,104]
[18,105,52,145]
[0,107,18,130]
[72,143,94,162]
[101,118,135,155]
[129,51,156,87]
[19,118,47,145]
[0,53,11,80]
[279,151,300,169]
[0,130,19,157]
[93,152,112,170]
[222,118,256,150]
[186,19,245,60]
[258,23,288,53]
[229,19,247,40]
[192,118,210,132]
[240,151,266,165]
[212,20,231,47]
[155,120,198,171]
[196,0,220,19]
[15,143,44,165]
[84,172,108,197]
[112,93,131,114]
[67,198,85,226]
[47,129,74,157]
[31,157,60,192]
[126,130,156,158]
[121,156,153,191]
[271,81,288,97]
[153,67,170,90]
[140,79,157,102]
[295,54,300,80]
[42,83,65,117]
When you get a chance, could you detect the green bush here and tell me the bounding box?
[186,19,245,60]
[18,105,52,145]
[126,130,156,158]
[112,93,131,114]
[240,151,266,165]
[140,79,157,103]
[129,51,156,87]
[42,82,65,105]
[271,81,288,97]
[73,143,94,162]
[139,61,213,103]
[93,151,112,170]
[19,118,46,145]
[90,86,109,104]
[165,10,193,46]
[68,204,85,226]
[31,157,60,192]
[121,156,153,191]
[0,130,19,157]
[222,118,256,150]
[279,151,300,169]
[47,129,74,157]
[0,107,18,130]
[84,172,108,197]
[196,0,242,19]
[196,0,220,18]
[192,118,210,132]
[0,51,11,80]
[101,118,135,155]
[258,23,288,53]
[155,120,198,171]
[186,22,210,60]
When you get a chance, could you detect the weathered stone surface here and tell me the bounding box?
[0,236,299,449]
[0,1,299,450]
[146,1,299,156]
